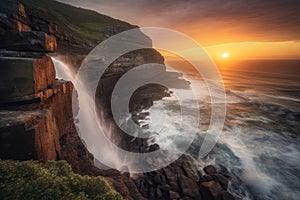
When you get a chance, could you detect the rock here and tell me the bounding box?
[0,30,57,52]
[0,81,74,161]
[169,181,180,192]
[158,184,170,193]
[200,180,224,200]
[0,1,27,23]
[156,188,163,198]
[181,197,193,200]
[0,54,55,105]
[182,163,198,181]
[138,112,149,120]
[204,165,217,175]
[179,175,201,199]
[169,190,181,199]
[212,173,229,190]
[0,110,41,160]
[203,174,213,182]
[149,143,160,152]
[163,167,176,181]
[222,191,235,200]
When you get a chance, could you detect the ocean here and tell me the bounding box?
[53,56,300,199]
[147,59,300,200]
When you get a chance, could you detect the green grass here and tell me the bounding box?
[19,0,135,46]
[0,160,123,200]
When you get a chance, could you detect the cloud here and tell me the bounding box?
[57,0,300,45]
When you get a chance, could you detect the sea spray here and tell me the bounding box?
[51,57,134,172]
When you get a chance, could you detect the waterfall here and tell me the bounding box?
[51,57,131,172]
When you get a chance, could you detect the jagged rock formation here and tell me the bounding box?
[0,1,74,162]
[0,1,235,200]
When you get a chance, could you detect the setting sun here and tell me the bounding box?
[221,52,229,59]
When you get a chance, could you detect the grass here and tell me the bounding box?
[19,0,135,47]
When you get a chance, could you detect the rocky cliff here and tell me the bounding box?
[0,1,235,200]
[0,1,72,162]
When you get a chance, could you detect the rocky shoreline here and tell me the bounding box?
[0,1,235,200]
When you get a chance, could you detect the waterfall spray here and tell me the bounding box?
[51,57,132,172]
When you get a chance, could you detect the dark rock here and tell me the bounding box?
[212,173,229,190]
[203,174,213,182]
[169,181,180,192]
[200,180,224,200]
[149,143,160,152]
[152,173,162,185]
[169,190,181,199]
[0,1,27,23]
[182,163,198,181]
[219,165,231,178]
[204,165,217,175]
[138,112,149,120]
[0,54,55,105]
[0,30,57,52]
[158,184,171,193]
[181,197,193,200]
[164,167,176,181]
[222,191,235,200]
[156,188,163,198]
[179,175,201,199]
[149,187,155,200]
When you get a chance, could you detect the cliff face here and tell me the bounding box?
[0,1,75,162]
[0,1,235,200]
[0,2,161,200]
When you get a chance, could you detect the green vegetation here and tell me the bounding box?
[0,160,123,200]
[19,0,135,46]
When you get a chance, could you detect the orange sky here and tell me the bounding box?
[58,0,300,60]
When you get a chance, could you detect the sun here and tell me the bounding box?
[221,52,229,59]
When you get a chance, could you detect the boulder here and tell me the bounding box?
[200,180,224,200]
[169,190,180,199]
[149,143,160,152]
[0,30,57,52]
[204,165,217,175]
[222,191,235,200]
[212,173,229,190]
[179,175,201,199]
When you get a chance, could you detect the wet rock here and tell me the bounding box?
[222,191,235,200]
[149,143,160,152]
[182,162,198,181]
[179,175,201,199]
[181,197,193,200]
[152,173,162,185]
[212,173,229,190]
[149,187,156,200]
[156,188,163,198]
[200,180,224,200]
[203,174,213,182]
[138,112,149,120]
[204,165,217,175]
[169,181,180,192]
[169,190,181,199]
[164,167,177,181]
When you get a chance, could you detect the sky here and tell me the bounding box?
[57,0,300,60]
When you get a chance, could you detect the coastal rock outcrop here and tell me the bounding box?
[0,1,73,162]
[0,1,235,200]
